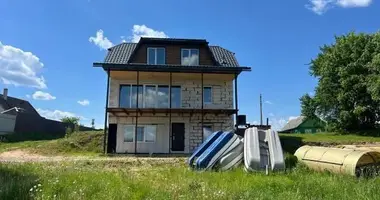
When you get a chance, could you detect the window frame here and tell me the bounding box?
[170,85,182,108]
[203,86,212,105]
[147,47,166,65]
[123,125,157,143]
[157,85,170,108]
[181,48,200,65]
[119,84,182,108]
[144,85,158,108]
[119,85,132,108]
[123,125,134,142]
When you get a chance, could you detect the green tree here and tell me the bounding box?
[61,117,80,125]
[61,117,80,135]
[300,94,317,118]
[302,32,380,131]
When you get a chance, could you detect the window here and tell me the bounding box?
[157,86,169,108]
[147,48,165,65]
[123,125,157,142]
[145,126,156,142]
[144,85,157,108]
[131,85,143,108]
[119,85,131,108]
[203,87,212,104]
[181,49,199,65]
[203,125,213,141]
[119,85,181,108]
[136,127,144,142]
[124,126,134,142]
[171,86,181,108]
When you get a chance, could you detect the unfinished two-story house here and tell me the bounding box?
[94,37,250,154]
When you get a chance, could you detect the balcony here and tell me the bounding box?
[107,107,237,117]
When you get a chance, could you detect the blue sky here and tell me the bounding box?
[0,0,379,130]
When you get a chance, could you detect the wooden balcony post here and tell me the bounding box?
[169,72,172,153]
[134,71,139,154]
[201,72,204,141]
[234,73,238,129]
[103,69,110,154]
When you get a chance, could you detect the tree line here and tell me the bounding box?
[301,32,380,133]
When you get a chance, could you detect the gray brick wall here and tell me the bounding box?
[108,75,234,153]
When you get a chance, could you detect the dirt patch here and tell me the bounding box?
[0,149,64,162]
[0,149,71,162]
[0,149,187,164]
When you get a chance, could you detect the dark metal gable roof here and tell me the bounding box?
[104,43,137,64]
[209,46,239,66]
[103,39,241,67]
[0,95,40,116]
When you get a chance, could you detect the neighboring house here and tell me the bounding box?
[279,116,326,134]
[0,89,40,116]
[94,37,251,154]
[0,88,93,140]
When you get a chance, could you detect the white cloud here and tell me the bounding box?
[306,0,334,15]
[37,108,87,121]
[264,100,273,105]
[268,116,300,131]
[269,118,288,131]
[306,0,372,14]
[130,25,168,43]
[268,113,275,117]
[250,120,259,125]
[77,99,90,106]
[337,0,372,7]
[288,116,299,121]
[0,41,47,89]
[26,94,31,98]
[32,91,56,100]
[120,36,127,43]
[89,29,113,50]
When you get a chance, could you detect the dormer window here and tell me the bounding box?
[181,49,199,65]
[147,47,165,65]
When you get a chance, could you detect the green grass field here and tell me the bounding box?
[2,131,379,156]
[1,160,380,200]
[280,133,380,143]
[0,131,103,155]
[1,131,380,199]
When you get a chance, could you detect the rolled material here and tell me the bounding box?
[295,145,380,176]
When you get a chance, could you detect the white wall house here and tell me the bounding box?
[94,37,250,154]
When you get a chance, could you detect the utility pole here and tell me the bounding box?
[260,94,263,125]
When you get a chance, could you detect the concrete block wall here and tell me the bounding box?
[108,78,233,109]
[188,114,234,152]
[108,75,235,153]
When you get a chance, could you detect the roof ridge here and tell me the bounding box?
[108,42,137,50]
[209,45,235,54]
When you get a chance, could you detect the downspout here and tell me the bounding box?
[201,72,204,142]
[135,71,140,154]
[169,72,172,154]
[103,69,110,154]
[234,73,238,129]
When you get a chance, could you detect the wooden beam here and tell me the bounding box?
[103,69,110,154]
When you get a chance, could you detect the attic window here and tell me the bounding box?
[147,47,165,65]
[181,49,199,65]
